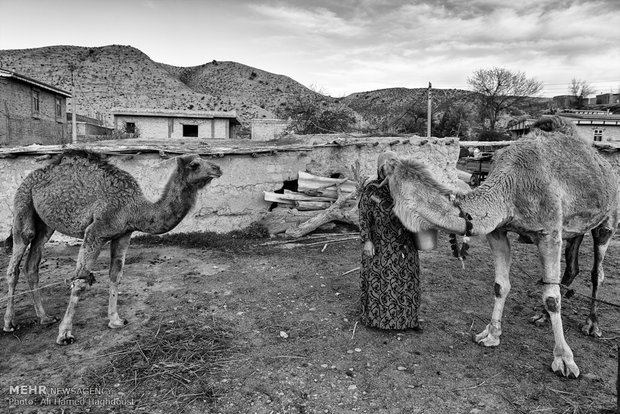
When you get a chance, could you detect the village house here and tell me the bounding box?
[112,108,241,139]
[596,93,620,105]
[0,68,71,146]
[506,118,537,139]
[559,109,620,143]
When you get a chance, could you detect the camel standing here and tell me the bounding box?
[4,150,222,345]
[384,117,619,378]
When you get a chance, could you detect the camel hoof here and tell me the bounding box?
[3,323,18,333]
[40,316,59,326]
[475,335,500,347]
[108,319,128,329]
[56,332,75,346]
[530,312,548,327]
[581,320,602,337]
[551,357,580,378]
[474,330,500,347]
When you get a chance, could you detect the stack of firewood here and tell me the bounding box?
[261,171,361,237]
[264,171,357,211]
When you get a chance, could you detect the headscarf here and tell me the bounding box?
[376,151,399,180]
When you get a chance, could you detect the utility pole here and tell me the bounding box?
[69,64,77,144]
[427,82,432,138]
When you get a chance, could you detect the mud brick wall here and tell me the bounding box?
[0,136,463,241]
[0,77,69,146]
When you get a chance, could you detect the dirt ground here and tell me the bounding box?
[1,230,620,414]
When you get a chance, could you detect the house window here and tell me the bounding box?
[593,129,603,142]
[32,90,40,113]
[55,97,62,118]
[125,122,136,134]
[183,124,198,137]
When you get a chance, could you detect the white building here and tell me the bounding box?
[112,108,241,139]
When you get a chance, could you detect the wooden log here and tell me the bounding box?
[284,190,336,201]
[258,208,325,235]
[263,192,294,205]
[285,187,359,238]
[295,199,357,211]
[298,171,356,196]
[263,191,334,204]
[295,201,332,211]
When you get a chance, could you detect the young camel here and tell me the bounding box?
[4,150,222,345]
[383,117,619,378]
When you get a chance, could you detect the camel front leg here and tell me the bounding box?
[531,234,584,327]
[582,222,615,337]
[57,231,105,345]
[475,230,511,347]
[108,233,131,329]
[538,232,579,378]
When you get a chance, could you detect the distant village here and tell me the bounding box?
[1,65,619,148]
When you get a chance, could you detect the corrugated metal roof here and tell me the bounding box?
[0,68,71,97]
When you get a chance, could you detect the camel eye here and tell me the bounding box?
[189,160,200,171]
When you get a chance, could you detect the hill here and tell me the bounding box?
[0,45,276,124]
[161,60,323,117]
[0,44,551,135]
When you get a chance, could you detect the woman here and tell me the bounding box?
[358,151,421,330]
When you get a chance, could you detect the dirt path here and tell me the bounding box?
[1,233,619,413]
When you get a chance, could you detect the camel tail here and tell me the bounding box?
[4,232,12,254]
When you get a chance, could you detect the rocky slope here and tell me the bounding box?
[0,44,550,133]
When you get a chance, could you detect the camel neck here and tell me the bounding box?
[457,180,509,235]
[404,181,508,237]
[134,169,197,234]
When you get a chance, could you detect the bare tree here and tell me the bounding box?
[467,67,543,130]
[569,78,596,109]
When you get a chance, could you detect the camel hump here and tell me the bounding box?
[21,148,141,200]
[50,149,107,167]
[530,115,576,136]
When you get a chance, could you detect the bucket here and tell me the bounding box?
[413,229,438,251]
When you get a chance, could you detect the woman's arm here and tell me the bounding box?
[358,184,376,256]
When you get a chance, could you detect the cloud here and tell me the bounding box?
[248,3,364,37]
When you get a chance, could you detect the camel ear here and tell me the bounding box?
[188,159,201,171]
[178,155,200,171]
[383,158,398,176]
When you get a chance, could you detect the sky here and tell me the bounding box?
[1,0,619,98]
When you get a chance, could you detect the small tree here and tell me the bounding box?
[277,93,355,134]
[467,67,543,131]
[569,78,595,109]
[434,101,476,138]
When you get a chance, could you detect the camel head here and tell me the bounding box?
[177,154,223,189]
[386,157,463,234]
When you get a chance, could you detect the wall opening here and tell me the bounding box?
[183,124,198,137]
[269,179,298,211]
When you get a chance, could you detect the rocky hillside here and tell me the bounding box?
[343,87,476,120]
[161,60,322,117]
[0,45,276,123]
[0,44,550,134]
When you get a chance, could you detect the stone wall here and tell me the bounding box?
[251,118,290,141]
[0,136,462,241]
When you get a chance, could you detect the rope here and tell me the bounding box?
[0,280,68,304]
[448,194,472,268]
[512,260,620,310]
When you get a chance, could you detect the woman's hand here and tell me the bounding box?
[363,241,375,257]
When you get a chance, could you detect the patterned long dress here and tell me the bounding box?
[358,179,420,330]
